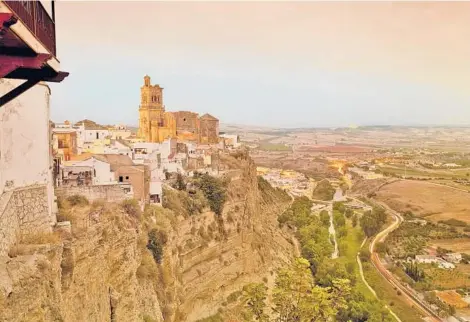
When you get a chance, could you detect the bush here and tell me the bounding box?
[195,174,226,216]
[359,248,371,262]
[121,199,142,219]
[147,228,168,264]
[67,194,89,206]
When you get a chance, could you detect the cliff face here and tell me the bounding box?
[0,153,295,322]
[162,154,296,321]
[0,204,164,322]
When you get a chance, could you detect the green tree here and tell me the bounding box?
[176,173,186,190]
[352,214,358,227]
[146,229,168,264]
[320,210,330,226]
[272,258,337,321]
[195,173,226,216]
[242,283,268,321]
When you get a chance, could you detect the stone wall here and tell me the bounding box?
[0,185,52,257]
[55,184,130,203]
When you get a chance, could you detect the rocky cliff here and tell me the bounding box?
[0,152,296,322]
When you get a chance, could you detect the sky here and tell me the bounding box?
[50,1,470,128]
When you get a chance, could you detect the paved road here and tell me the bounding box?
[370,201,443,322]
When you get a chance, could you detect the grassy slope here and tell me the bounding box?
[336,222,374,300]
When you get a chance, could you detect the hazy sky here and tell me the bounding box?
[50,1,470,128]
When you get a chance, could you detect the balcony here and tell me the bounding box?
[2,1,56,56]
[0,0,68,107]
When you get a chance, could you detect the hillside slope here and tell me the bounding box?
[0,152,296,322]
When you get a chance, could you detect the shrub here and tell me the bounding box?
[121,199,142,219]
[147,228,168,264]
[359,248,371,262]
[195,174,227,216]
[67,194,89,206]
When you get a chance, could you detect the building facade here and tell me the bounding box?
[137,75,220,144]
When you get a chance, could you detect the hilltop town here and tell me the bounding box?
[50,75,241,209]
[2,2,470,322]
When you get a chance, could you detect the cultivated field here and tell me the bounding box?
[429,238,470,253]
[435,291,468,308]
[375,180,470,224]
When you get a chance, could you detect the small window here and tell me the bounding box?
[119,176,123,182]
[96,132,99,139]
[93,169,96,177]
[125,176,129,180]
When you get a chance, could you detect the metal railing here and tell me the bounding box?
[3,0,56,56]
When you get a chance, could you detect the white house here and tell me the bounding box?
[64,157,115,185]
[74,122,110,144]
[103,139,133,158]
[443,253,462,264]
[149,154,164,205]
[220,133,241,148]
[415,255,439,264]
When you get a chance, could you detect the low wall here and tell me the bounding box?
[55,184,130,203]
[0,185,52,257]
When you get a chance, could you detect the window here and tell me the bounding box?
[96,132,99,139]
[119,176,123,182]
[94,169,96,177]
[125,176,129,180]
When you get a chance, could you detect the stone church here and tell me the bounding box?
[138,75,219,144]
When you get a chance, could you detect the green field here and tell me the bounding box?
[257,142,292,151]
[336,223,374,299]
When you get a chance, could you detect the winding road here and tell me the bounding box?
[369,201,443,322]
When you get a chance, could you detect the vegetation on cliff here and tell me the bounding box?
[274,197,394,322]
[312,179,335,201]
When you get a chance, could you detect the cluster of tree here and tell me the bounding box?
[193,173,227,216]
[424,292,456,317]
[239,258,393,322]
[319,210,330,227]
[360,207,387,237]
[462,253,470,264]
[404,262,425,282]
[312,179,336,201]
[279,197,334,273]
[387,221,463,259]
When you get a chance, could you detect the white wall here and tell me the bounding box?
[83,129,109,142]
[0,79,54,219]
[76,158,115,185]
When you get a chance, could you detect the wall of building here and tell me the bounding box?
[73,158,115,185]
[114,165,148,202]
[55,184,132,203]
[0,184,52,256]
[200,118,219,144]
[0,80,54,239]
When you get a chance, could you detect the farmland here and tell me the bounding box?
[375,180,470,224]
